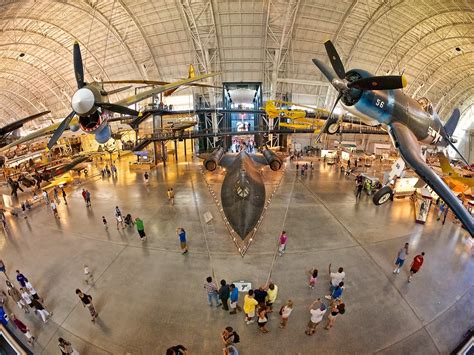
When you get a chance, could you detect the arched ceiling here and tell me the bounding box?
[0,0,472,128]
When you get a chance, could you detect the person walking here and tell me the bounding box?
[219,280,230,311]
[308,268,318,289]
[53,186,60,204]
[437,201,445,221]
[61,187,67,205]
[355,179,363,200]
[81,189,87,206]
[204,277,221,307]
[58,337,79,355]
[143,171,149,185]
[10,313,35,345]
[408,252,425,283]
[0,260,8,280]
[177,228,188,254]
[326,264,345,297]
[115,206,124,229]
[76,289,98,321]
[279,300,294,328]
[102,216,108,230]
[257,307,269,333]
[134,217,147,241]
[266,283,278,312]
[278,231,288,256]
[42,190,50,205]
[30,298,52,323]
[6,280,28,314]
[19,287,33,310]
[25,280,42,302]
[84,265,94,285]
[85,190,91,207]
[167,188,175,205]
[393,242,409,274]
[229,284,242,314]
[324,300,345,330]
[51,200,60,219]
[305,299,327,335]
[243,289,258,324]
[15,270,28,288]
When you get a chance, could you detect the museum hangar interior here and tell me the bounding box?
[0,0,472,354]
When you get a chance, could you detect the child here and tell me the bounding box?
[308,268,318,289]
[84,265,94,285]
[102,216,108,230]
[11,313,35,344]
[167,188,175,205]
[257,307,269,333]
[279,299,294,328]
[278,231,288,256]
[124,214,133,228]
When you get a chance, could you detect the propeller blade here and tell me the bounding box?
[447,139,470,167]
[73,42,85,88]
[348,75,407,90]
[324,40,346,80]
[314,93,342,143]
[47,111,76,149]
[96,102,139,116]
[312,58,336,83]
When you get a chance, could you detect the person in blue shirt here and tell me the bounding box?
[0,306,8,325]
[229,284,242,314]
[16,270,28,288]
[177,228,188,254]
[328,282,344,301]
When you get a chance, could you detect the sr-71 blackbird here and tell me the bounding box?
[313,40,473,236]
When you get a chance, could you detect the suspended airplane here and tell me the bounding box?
[437,153,474,194]
[265,100,328,133]
[47,42,220,149]
[0,111,50,146]
[312,40,473,236]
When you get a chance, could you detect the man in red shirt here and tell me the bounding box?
[408,252,425,282]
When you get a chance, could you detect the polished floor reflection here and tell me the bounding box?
[0,157,472,354]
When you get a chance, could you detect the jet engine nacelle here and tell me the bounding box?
[262,149,282,171]
[204,147,224,171]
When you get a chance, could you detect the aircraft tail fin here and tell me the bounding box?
[437,152,458,177]
[188,64,196,79]
[444,108,460,138]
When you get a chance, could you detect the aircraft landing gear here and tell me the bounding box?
[373,185,393,205]
[326,118,340,135]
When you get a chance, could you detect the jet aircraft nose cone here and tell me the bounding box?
[71,88,95,114]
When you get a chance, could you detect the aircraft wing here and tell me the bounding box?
[0,111,51,136]
[390,122,473,236]
[437,152,458,177]
[114,72,220,108]
[0,117,79,153]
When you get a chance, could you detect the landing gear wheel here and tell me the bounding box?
[326,119,340,135]
[373,186,393,205]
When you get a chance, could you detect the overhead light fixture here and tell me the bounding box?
[455,47,461,52]
[19,53,25,58]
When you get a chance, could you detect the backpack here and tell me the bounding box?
[279,306,284,316]
[232,331,240,343]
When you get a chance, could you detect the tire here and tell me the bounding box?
[327,120,340,135]
[373,186,393,205]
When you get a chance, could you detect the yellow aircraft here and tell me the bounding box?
[437,153,474,194]
[264,100,329,133]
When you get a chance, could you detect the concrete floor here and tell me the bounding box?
[0,157,472,355]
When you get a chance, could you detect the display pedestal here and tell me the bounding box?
[414,188,432,224]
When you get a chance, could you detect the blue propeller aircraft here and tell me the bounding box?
[313,40,473,236]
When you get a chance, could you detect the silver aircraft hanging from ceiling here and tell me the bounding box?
[313,40,473,236]
[47,42,220,149]
[0,111,50,147]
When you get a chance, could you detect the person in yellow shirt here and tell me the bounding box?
[243,290,258,324]
[265,283,278,312]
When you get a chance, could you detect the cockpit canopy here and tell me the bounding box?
[417,97,433,115]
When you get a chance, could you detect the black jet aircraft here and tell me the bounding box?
[202,146,283,240]
[313,40,473,236]
[47,42,219,149]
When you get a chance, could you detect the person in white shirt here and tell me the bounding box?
[279,299,294,328]
[326,263,345,298]
[305,299,327,335]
